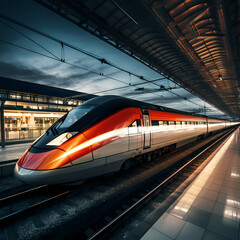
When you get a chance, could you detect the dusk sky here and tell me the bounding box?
[0,0,227,117]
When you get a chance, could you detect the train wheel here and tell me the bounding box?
[120,159,132,170]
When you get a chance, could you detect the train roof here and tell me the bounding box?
[67,95,231,134]
[79,95,206,119]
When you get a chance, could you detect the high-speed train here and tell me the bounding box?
[14,95,238,184]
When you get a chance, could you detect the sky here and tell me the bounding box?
[0,0,228,118]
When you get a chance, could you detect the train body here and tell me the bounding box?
[14,96,238,184]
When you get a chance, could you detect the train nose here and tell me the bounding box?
[17,148,72,170]
[14,163,73,185]
[14,164,43,184]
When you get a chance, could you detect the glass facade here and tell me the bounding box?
[4,110,65,142]
[0,89,85,145]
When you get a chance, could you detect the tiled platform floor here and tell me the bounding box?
[141,128,240,240]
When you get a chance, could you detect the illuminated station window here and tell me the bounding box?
[0,77,94,145]
[4,111,65,141]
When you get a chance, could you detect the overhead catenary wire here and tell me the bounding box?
[0,39,128,86]
[0,19,60,61]
[0,14,165,87]
[0,38,174,101]
[0,14,207,109]
[0,37,206,109]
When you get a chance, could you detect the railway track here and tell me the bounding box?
[0,175,106,230]
[81,127,237,240]
[0,127,237,239]
[0,184,70,227]
[0,185,47,204]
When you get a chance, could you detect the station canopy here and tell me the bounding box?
[36,0,240,119]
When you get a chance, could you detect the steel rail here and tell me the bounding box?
[0,185,47,204]
[0,190,70,226]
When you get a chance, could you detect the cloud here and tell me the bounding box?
[0,61,88,89]
[0,61,52,81]
[0,61,124,94]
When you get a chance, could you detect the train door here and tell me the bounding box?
[142,110,151,149]
[206,117,209,135]
[128,119,141,150]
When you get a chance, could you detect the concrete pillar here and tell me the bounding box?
[0,100,5,148]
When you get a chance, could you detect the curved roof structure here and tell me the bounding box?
[36,0,240,119]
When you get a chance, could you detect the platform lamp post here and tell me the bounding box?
[0,100,5,148]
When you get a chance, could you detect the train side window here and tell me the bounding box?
[136,119,141,127]
[169,121,175,125]
[128,120,138,134]
[185,121,188,125]
[163,121,168,125]
[136,119,142,132]
[151,120,159,126]
[129,119,141,127]
[128,120,137,128]
[159,121,164,126]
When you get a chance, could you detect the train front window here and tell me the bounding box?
[57,105,95,130]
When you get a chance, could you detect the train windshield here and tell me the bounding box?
[55,105,95,130]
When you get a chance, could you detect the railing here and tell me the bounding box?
[4,129,46,142]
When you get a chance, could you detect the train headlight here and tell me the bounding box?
[47,132,78,146]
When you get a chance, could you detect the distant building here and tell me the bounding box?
[0,77,95,147]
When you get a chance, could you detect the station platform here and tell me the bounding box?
[0,143,30,163]
[0,143,30,177]
[139,128,240,240]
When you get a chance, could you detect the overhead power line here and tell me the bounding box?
[0,14,206,109]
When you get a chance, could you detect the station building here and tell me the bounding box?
[0,77,94,147]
